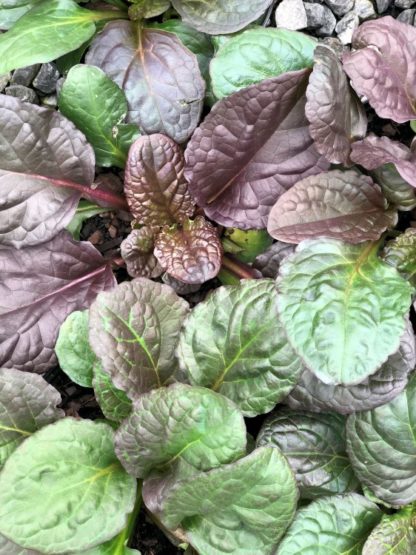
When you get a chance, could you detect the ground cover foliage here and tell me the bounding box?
[0,0,416,553]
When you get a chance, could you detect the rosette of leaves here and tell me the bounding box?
[382,228,416,286]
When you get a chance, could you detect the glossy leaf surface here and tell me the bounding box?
[253,241,295,278]
[92,362,132,423]
[120,227,163,279]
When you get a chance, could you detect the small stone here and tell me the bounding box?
[33,62,60,94]
[88,230,102,245]
[376,0,391,12]
[40,94,58,108]
[323,0,354,16]
[108,225,118,239]
[0,72,10,92]
[5,85,39,104]
[275,0,307,30]
[353,0,376,19]
[397,8,415,23]
[304,3,337,36]
[11,64,40,86]
[336,11,360,44]
[395,0,416,7]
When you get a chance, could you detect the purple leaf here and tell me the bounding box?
[351,134,416,188]
[0,231,116,373]
[86,23,205,143]
[185,69,329,229]
[267,170,397,244]
[154,216,223,284]
[120,227,163,279]
[305,45,367,165]
[124,134,195,226]
[0,94,95,249]
[342,16,416,123]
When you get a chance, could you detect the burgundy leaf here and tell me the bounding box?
[253,241,295,279]
[305,45,367,165]
[267,170,397,244]
[86,23,205,143]
[351,134,416,188]
[342,16,416,123]
[0,94,94,249]
[0,231,116,373]
[124,134,195,226]
[154,216,223,284]
[120,227,163,279]
[185,69,329,229]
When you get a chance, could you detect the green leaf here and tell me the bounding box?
[276,493,382,555]
[222,228,273,263]
[257,409,359,499]
[411,120,416,133]
[0,419,136,554]
[92,361,132,423]
[115,383,246,477]
[210,27,316,99]
[363,505,416,554]
[176,279,303,416]
[0,368,64,468]
[372,164,416,211]
[0,0,125,74]
[382,228,416,286]
[66,200,109,240]
[346,374,416,506]
[89,278,189,398]
[0,533,39,554]
[129,0,170,18]
[277,239,412,385]
[0,0,42,30]
[55,309,97,387]
[59,64,140,168]
[153,447,298,555]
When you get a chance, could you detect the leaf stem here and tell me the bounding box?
[88,9,129,22]
[126,483,142,547]
[221,255,260,280]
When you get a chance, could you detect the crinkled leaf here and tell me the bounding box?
[253,241,295,278]
[55,310,96,387]
[346,374,416,506]
[115,383,246,477]
[120,227,163,279]
[351,135,416,188]
[154,216,222,285]
[257,410,359,499]
[382,229,416,286]
[0,419,136,554]
[66,201,109,241]
[170,0,274,35]
[92,361,132,423]
[276,239,412,385]
[86,23,205,143]
[342,16,416,123]
[88,278,189,398]
[372,164,416,211]
[363,506,416,555]
[0,93,95,248]
[210,27,316,99]
[152,447,298,555]
[177,279,303,416]
[129,0,170,18]
[0,231,116,373]
[267,170,397,244]
[276,493,382,555]
[305,45,367,164]
[185,70,329,229]
[125,134,195,226]
[285,319,416,414]
[59,64,140,168]
[0,368,64,468]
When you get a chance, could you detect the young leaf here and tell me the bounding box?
[0,0,122,74]
[0,93,95,248]
[0,231,116,373]
[92,361,132,423]
[222,228,273,264]
[257,410,359,499]
[346,374,416,506]
[124,134,195,226]
[275,493,382,554]
[277,239,412,385]
[154,216,222,284]
[66,201,109,240]
[170,0,274,35]
[253,241,295,278]
[210,28,316,99]
[305,45,367,164]
[285,319,416,414]
[176,279,303,416]
[114,383,246,477]
[88,278,189,398]
[372,164,416,211]
[55,310,97,388]
[0,368,64,468]
[120,227,163,279]
[0,419,136,553]
[185,69,329,229]
[86,23,205,143]
[152,447,298,555]
[59,64,140,168]
[362,506,416,555]
[382,229,416,285]
[267,170,397,244]
[342,16,416,123]
[129,0,170,18]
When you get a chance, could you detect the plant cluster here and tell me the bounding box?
[0,0,416,554]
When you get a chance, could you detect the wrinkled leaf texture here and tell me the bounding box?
[120,227,163,279]
[362,506,416,555]
[382,228,416,285]
[92,362,132,423]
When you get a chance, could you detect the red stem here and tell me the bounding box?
[221,255,259,280]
